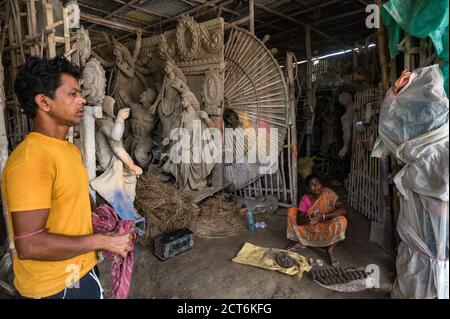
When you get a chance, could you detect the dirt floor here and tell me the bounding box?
[98,206,396,299]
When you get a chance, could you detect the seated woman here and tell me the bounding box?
[287,174,348,267]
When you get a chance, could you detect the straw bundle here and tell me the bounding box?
[135,174,247,244]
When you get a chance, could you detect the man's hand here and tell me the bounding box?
[117,108,131,122]
[101,232,133,258]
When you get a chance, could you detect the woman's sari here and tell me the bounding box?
[287,187,347,247]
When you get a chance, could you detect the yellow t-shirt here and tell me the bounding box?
[1,132,97,298]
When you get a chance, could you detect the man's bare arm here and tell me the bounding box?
[12,209,132,261]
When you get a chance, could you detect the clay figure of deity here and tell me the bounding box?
[107,31,150,111]
[91,96,143,219]
[157,43,186,145]
[123,88,160,169]
[165,84,216,191]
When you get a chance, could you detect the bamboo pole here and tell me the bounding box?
[45,2,56,58]
[11,0,25,62]
[305,24,312,157]
[376,0,389,93]
[0,0,11,55]
[286,52,298,205]
[29,0,40,55]
[8,14,23,147]
[248,0,254,35]
[0,54,9,173]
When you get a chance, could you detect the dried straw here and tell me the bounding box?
[135,174,247,245]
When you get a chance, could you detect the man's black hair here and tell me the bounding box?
[305,174,321,187]
[14,55,82,119]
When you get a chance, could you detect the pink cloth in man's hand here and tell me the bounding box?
[298,195,312,213]
[92,204,135,299]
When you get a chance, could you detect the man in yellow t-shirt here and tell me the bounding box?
[1,56,133,299]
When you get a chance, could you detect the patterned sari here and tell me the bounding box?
[287,187,347,247]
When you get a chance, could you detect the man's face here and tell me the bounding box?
[46,73,86,126]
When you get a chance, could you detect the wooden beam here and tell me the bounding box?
[87,0,141,31]
[79,3,150,27]
[81,12,142,33]
[254,3,351,49]
[256,0,341,31]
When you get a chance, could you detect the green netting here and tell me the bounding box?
[381,0,449,95]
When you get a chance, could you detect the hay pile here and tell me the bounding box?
[192,196,247,239]
[135,174,247,245]
[135,174,200,244]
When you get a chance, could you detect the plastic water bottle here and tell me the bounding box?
[247,209,256,231]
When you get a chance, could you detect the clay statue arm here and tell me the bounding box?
[91,50,115,68]
[132,30,142,62]
[112,145,142,175]
[106,108,130,142]
[147,92,161,114]
[199,110,214,128]
[116,61,135,78]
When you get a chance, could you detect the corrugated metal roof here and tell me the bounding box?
[125,10,159,24]
[74,0,372,59]
[140,0,192,17]
[78,0,123,13]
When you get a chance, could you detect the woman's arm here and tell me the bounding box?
[322,199,347,221]
[296,212,313,226]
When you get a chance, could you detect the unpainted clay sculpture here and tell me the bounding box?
[124,88,159,168]
[91,96,143,206]
[166,81,216,191]
[156,38,186,143]
[338,92,354,158]
[110,31,148,109]
[78,26,106,193]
